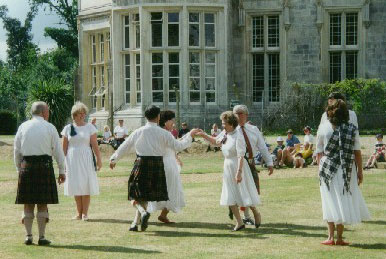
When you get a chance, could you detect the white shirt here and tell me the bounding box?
[304,134,315,145]
[114,125,128,138]
[103,131,112,140]
[320,110,358,129]
[236,123,273,167]
[110,122,192,162]
[14,116,65,174]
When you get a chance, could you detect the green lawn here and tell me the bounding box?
[0,140,385,258]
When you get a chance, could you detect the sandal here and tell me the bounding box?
[321,240,335,245]
[158,216,174,224]
[335,240,349,246]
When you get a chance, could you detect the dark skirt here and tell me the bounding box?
[15,155,59,204]
[128,156,169,202]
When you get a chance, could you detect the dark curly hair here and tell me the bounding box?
[327,99,349,126]
[159,110,175,128]
[220,111,239,129]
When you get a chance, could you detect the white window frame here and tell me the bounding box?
[151,52,164,104]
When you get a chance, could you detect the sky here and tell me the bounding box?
[0,0,64,61]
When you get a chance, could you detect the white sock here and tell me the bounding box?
[36,211,49,239]
[132,210,141,226]
[135,202,148,215]
[23,212,34,237]
[243,208,251,219]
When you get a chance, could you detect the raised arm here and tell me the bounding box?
[164,129,198,152]
[110,130,137,166]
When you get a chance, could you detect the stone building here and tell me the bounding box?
[77,0,386,130]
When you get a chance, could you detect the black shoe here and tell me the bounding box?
[243,218,255,225]
[38,237,51,246]
[232,225,245,231]
[24,235,33,245]
[228,208,233,220]
[140,212,151,232]
[255,223,261,229]
[129,225,138,232]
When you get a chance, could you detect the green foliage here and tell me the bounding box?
[29,0,78,57]
[26,79,74,133]
[0,110,17,134]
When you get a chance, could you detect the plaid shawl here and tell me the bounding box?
[319,123,357,194]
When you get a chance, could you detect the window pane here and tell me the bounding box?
[190,52,200,63]
[189,13,199,22]
[152,23,162,47]
[124,16,130,25]
[152,65,163,77]
[190,78,200,90]
[330,14,341,45]
[125,79,130,92]
[136,24,140,48]
[133,13,139,22]
[152,78,163,90]
[169,92,176,102]
[126,93,130,103]
[168,24,179,46]
[205,13,214,23]
[169,53,179,63]
[136,54,140,64]
[206,92,215,103]
[329,52,341,83]
[205,24,215,47]
[205,52,215,63]
[124,27,130,49]
[346,52,357,79]
[168,13,179,22]
[253,54,264,102]
[153,92,163,103]
[152,53,163,63]
[151,12,162,20]
[268,53,280,102]
[252,17,264,48]
[205,65,215,77]
[189,24,200,46]
[190,65,200,77]
[268,16,279,47]
[169,78,179,90]
[92,36,96,62]
[205,78,215,90]
[346,13,358,45]
[169,64,179,77]
[190,92,200,102]
[125,66,130,78]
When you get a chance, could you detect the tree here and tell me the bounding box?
[0,5,39,70]
[29,0,78,57]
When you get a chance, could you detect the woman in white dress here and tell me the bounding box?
[147,110,186,223]
[316,100,370,246]
[61,102,102,221]
[199,111,261,231]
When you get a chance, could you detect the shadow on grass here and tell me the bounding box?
[49,244,161,254]
[88,219,130,224]
[364,220,386,225]
[350,243,386,250]
[147,230,268,239]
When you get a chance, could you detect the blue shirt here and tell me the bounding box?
[286,135,300,147]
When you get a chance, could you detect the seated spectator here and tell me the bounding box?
[272,137,285,168]
[279,129,300,167]
[178,122,190,138]
[364,134,386,169]
[113,119,128,149]
[98,125,112,145]
[91,118,97,129]
[299,126,316,164]
[207,123,222,152]
[171,124,178,139]
[293,152,305,168]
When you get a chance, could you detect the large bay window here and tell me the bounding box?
[251,15,280,103]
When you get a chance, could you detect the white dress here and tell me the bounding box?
[61,123,100,196]
[148,136,185,213]
[316,122,370,225]
[220,130,261,207]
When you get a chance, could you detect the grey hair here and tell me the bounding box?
[71,101,89,120]
[233,105,249,115]
[31,101,48,116]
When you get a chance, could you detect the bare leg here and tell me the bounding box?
[276,150,283,166]
[250,206,261,227]
[230,205,243,229]
[336,224,344,241]
[327,222,335,241]
[74,196,82,217]
[81,195,91,216]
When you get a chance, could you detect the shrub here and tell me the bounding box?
[26,79,73,133]
[0,110,17,134]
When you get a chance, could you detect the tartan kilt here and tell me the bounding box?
[16,155,58,204]
[128,156,169,202]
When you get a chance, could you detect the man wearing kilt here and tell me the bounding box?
[231,105,274,225]
[14,101,66,245]
[109,105,199,232]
